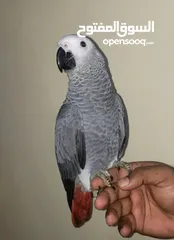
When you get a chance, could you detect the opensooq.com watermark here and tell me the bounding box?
[77,21,155,47]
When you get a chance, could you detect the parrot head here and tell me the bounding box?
[56,34,106,74]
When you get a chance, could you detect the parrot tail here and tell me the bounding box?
[71,184,93,228]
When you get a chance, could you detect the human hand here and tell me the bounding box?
[91,161,174,238]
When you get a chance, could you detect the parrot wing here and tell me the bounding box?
[55,102,86,210]
[116,93,129,160]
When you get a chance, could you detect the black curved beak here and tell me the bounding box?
[56,47,76,73]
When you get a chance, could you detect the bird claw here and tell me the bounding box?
[91,169,112,198]
[92,186,103,198]
[112,161,132,176]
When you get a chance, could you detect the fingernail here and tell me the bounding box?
[118,177,129,187]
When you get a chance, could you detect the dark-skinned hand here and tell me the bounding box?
[91,161,174,239]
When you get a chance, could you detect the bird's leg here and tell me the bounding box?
[112,161,132,176]
[90,169,112,198]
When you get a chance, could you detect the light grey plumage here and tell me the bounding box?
[55,34,129,227]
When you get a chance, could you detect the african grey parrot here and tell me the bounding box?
[55,34,130,228]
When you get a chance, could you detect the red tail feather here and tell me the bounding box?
[71,185,93,228]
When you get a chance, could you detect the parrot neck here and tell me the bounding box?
[66,67,116,106]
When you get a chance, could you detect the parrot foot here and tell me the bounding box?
[112,161,132,176]
[91,162,132,198]
[91,169,112,198]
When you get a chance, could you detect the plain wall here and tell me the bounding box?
[1,0,174,239]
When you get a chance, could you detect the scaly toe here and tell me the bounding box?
[92,187,103,198]
[113,161,132,176]
[95,169,112,187]
[91,169,113,198]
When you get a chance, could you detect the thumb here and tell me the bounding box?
[117,164,174,190]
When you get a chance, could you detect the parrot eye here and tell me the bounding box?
[80,41,86,47]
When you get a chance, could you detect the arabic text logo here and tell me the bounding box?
[77,21,155,38]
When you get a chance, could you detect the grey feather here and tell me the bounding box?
[116,94,129,160]
[55,103,86,180]
[55,103,86,209]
